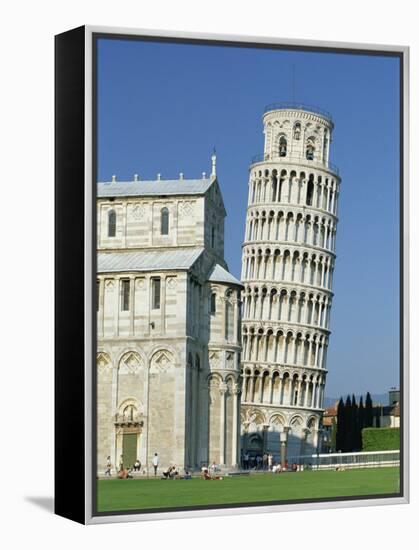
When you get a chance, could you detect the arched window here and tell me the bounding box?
[211,226,216,248]
[123,404,135,421]
[306,138,315,160]
[225,290,233,341]
[210,293,216,315]
[108,209,116,237]
[323,132,328,160]
[279,136,287,157]
[161,207,169,235]
[306,178,314,206]
[293,122,301,140]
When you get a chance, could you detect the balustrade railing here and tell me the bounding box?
[251,152,339,175]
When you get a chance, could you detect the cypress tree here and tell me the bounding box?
[365,392,373,428]
[358,396,365,450]
[331,416,337,452]
[336,397,345,452]
[344,395,352,452]
[351,394,358,451]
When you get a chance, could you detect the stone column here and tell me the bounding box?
[242,422,249,454]
[232,385,240,468]
[219,384,227,465]
[268,376,274,404]
[99,277,105,337]
[262,424,270,455]
[129,275,135,336]
[257,373,263,403]
[278,376,284,405]
[311,383,317,408]
[304,382,310,408]
[315,383,322,408]
[320,259,326,287]
[296,378,302,406]
[114,277,120,338]
[300,428,310,458]
[326,185,331,212]
[314,340,319,367]
[280,429,289,468]
[233,297,238,342]
[248,374,255,403]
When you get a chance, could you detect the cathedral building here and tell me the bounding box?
[96,156,242,475]
[240,104,340,461]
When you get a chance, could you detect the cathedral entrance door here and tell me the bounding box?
[122,433,137,470]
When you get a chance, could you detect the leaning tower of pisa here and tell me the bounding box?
[240,103,340,463]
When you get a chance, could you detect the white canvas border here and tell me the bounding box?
[83,25,409,525]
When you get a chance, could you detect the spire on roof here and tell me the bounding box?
[211,148,217,178]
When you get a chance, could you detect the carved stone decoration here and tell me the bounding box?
[97,352,111,373]
[209,351,220,369]
[270,413,285,428]
[115,398,144,426]
[208,374,221,389]
[178,200,194,218]
[119,351,142,374]
[150,350,173,373]
[130,203,145,221]
[290,415,303,428]
[246,408,265,426]
[226,352,234,367]
[166,277,177,290]
[105,279,114,290]
[135,278,145,290]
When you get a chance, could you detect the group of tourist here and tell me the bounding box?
[104,452,159,478]
[241,452,274,470]
[241,452,302,473]
[105,451,302,480]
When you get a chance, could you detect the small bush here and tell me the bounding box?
[362,428,400,451]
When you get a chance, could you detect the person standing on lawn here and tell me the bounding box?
[263,452,268,470]
[152,453,159,476]
[105,456,112,477]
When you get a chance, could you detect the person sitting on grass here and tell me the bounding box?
[162,465,179,479]
[162,466,174,479]
[181,469,192,480]
[272,463,282,474]
[118,468,133,479]
[169,466,179,479]
[292,463,298,472]
[202,467,223,480]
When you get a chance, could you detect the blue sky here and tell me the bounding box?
[97,38,400,398]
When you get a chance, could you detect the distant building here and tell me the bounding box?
[372,389,400,428]
[321,403,338,452]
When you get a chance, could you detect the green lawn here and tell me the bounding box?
[96,467,400,513]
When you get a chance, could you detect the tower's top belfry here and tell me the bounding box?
[260,102,336,174]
